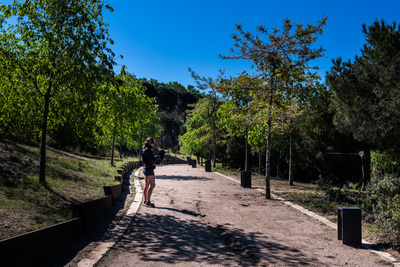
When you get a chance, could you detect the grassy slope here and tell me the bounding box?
[0,139,136,240]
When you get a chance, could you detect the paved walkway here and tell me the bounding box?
[76,164,394,267]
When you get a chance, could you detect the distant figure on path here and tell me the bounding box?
[142,137,156,207]
[159,149,165,165]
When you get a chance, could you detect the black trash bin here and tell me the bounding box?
[187,157,191,165]
[241,171,251,188]
[205,160,211,172]
[191,159,197,168]
[337,207,362,245]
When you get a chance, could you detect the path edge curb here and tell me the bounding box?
[77,168,143,267]
[213,171,400,266]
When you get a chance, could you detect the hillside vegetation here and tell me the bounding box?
[0,139,134,240]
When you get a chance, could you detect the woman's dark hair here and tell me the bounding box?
[142,137,154,148]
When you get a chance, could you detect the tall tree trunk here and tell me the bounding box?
[265,118,272,199]
[289,131,294,186]
[265,86,274,199]
[39,90,51,184]
[212,113,216,168]
[258,150,262,175]
[245,128,248,172]
[111,131,115,166]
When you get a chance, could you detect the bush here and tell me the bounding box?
[371,151,400,176]
[171,145,179,154]
[368,173,400,246]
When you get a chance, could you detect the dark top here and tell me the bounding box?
[142,144,155,168]
[159,149,165,159]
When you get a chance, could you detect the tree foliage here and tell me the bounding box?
[158,112,182,149]
[188,68,224,166]
[180,96,225,160]
[327,19,400,154]
[220,17,327,198]
[0,0,117,183]
[217,73,257,171]
[140,78,200,149]
[96,69,160,164]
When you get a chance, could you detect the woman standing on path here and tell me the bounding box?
[142,137,156,207]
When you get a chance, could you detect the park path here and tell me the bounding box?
[95,164,387,266]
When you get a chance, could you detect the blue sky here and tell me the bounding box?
[104,0,400,88]
[1,0,399,88]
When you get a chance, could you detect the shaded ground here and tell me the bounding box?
[95,164,388,266]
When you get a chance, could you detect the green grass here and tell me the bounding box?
[0,139,138,240]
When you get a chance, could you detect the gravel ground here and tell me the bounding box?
[91,164,390,267]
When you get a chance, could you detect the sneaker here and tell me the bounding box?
[146,201,155,208]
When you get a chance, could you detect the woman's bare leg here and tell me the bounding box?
[147,175,156,203]
[143,175,150,203]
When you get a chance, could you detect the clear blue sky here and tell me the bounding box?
[105,0,400,88]
[1,0,399,88]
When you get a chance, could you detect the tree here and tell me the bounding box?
[176,90,200,118]
[158,112,182,149]
[220,17,327,198]
[217,73,256,172]
[0,68,43,140]
[96,69,160,165]
[139,78,199,147]
[180,97,211,159]
[0,0,116,184]
[189,68,222,167]
[278,71,324,185]
[326,20,400,189]
[327,19,400,155]
[180,96,224,163]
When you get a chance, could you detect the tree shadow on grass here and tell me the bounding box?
[111,212,320,266]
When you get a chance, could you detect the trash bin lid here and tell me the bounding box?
[338,207,361,210]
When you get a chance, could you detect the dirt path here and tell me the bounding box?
[95,164,387,266]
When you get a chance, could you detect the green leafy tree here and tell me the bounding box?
[217,73,256,172]
[96,69,160,165]
[180,96,223,162]
[189,68,223,167]
[220,17,327,198]
[0,69,43,140]
[0,0,116,184]
[278,72,325,185]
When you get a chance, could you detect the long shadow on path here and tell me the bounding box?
[109,211,320,266]
[154,174,212,181]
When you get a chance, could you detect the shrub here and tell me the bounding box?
[368,173,400,246]
[371,151,400,176]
